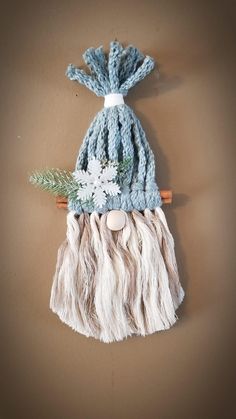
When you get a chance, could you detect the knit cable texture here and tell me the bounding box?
[66,41,162,214]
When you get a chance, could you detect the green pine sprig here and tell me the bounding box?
[117,157,132,178]
[29,168,79,201]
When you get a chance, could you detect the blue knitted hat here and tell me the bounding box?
[66,41,162,214]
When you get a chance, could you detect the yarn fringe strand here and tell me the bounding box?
[50,209,184,343]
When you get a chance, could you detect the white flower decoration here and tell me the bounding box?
[73,158,121,208]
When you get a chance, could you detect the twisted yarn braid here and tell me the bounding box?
[66,41,155,96]
[67,41,162,214]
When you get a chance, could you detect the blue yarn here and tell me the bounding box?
[66,41,162,214]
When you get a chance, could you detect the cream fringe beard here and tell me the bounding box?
[50,208,185,343]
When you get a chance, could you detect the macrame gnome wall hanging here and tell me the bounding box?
[30,41,185,343]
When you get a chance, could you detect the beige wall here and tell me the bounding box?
[1,1,236,418]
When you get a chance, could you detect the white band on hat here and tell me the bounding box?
[104,93,124,108]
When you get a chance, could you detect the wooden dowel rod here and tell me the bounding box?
[160,190,172,199]
[56,190,172,203]
[56,190,172,208]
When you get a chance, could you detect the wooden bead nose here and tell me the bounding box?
[106,210,126,231]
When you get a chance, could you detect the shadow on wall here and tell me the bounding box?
[127,65,182,99]
[128,68,190,323]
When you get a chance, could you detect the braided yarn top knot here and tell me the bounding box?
[66,41,155,97]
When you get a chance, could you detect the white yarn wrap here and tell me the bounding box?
[104,93,124,108]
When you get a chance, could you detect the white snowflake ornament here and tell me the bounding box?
[73,158,121,208]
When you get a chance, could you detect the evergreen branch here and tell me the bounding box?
[29,168,79,200]
[117,157,132,177]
